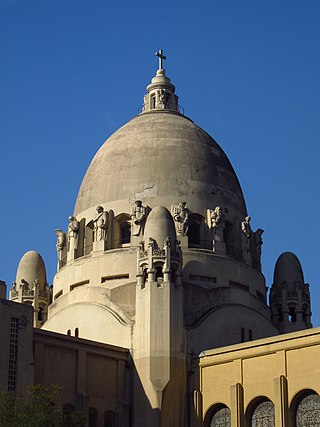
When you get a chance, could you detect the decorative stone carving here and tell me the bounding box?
[207,207,225,253]
[241,216,251,238]
[93,206,108,242]
[173,202,190,236]
[164,236,171,249]
[254,228,264,262]
[210,206,223,229]
[68,215,80,250]
[131,200,146,236]
[148,237,156,250]
[55,229,66,253]
[158,89,166,107]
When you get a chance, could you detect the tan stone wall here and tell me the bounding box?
[34,329,130,426]
[193,327,320,426]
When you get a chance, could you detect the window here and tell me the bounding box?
[241,327,245,342]
[121,222,131,244]
[67,329,71,336]
[289,306,296,323]
[207,405,231,427]
[249,329,253,341]
[250,400,275,426]
[188,221,200,246]
[295,393,320,426]
[89,407,97,427]
[75,328,79,338]
[151,94,156,109]
[104,411,117,427]
[8,317,18,391]
[38,307,44,322]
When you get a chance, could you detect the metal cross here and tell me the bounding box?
[155,49,166,69]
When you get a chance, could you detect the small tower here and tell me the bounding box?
[133,206,185,426]
[270,252,312,333]
[10,251,51,328]
[142,49,179,113]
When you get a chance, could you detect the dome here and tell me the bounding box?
[273,251,304,287]
[143,205,176,248]
[74,111,246,218]
[15,250,47,292]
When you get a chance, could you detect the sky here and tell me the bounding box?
[1,1,320,325]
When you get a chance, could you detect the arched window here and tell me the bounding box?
[155,266,163,286]
[289,306,296,323]
[121,222,131,244]
[205,404,231,427]
[224,221,235,256]
[187,214,203,247]
[67,329,71,336]
[295,393,320,426]
[104,410,117,427]
[38,307,43,322]
[89,407,98,427]
[151,94,156,109]
[277,307,283,322]
[75,327,79,338]
[188,221,200,246]
[250,400,275,426]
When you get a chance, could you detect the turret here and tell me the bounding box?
[270,252,312,333]
[142,50,179,113]
[133,206,185,425]
[10,251,50,328]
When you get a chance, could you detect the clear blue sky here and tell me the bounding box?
[1,1,320,325]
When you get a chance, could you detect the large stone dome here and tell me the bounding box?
[74,110,247,218]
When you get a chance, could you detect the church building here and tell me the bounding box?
[1,51,320,426]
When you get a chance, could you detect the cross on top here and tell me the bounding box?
[155,49,166,70]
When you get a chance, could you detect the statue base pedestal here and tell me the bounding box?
[67,249,77,262]
[93,240,107,252]
[212,239,226,255]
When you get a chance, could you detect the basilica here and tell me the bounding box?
[1,52,320,426]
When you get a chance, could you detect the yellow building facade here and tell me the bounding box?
[193,327,320,426]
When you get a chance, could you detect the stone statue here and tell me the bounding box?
[93,206,108,241]
[148,237,156,250]
[158,89,166,106]
[254,228,264,261]
[164,236,171,248]
[131,200,146,236]
[68,215,80,250]
[210,207,223,229]
[173,202,190,236]
[55,229,66,253]
[241,216,251,238]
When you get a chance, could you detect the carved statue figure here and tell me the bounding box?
[55,229,66,253]
[158,89,166,106]
[33,279,39,290]
[173,202,190,236]
[164,236,171,248]
[131,200,146,236]
[68,215,80,250]
[254,228,264,261]
[93,206,108,242]
[241,216,251,238]
[210,206,223,229]
[148,237,156,250]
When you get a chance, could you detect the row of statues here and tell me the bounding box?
[54,201,263,264]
